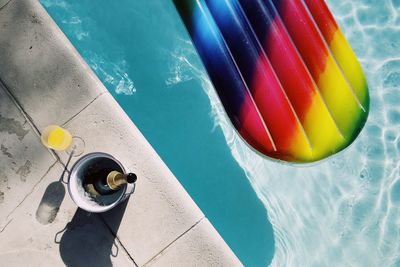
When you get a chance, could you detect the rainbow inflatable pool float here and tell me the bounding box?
[173,0,369,163]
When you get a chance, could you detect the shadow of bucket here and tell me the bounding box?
[68,152,135,213]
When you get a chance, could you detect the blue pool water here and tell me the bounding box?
[41,0,400,266]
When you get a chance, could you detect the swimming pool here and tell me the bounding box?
[41,0,399,266]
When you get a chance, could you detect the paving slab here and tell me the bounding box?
[0,0,106,129]
[0,163,135,267]
[0,0,11,9]
[0,83,56,228]
[146,218,242,267]
[58,92,205,265]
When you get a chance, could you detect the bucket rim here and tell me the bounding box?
[68,152,127,213]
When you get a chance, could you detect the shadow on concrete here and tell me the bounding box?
[56,199,129,267]
[35,152,73,225]
[35,180,65,224]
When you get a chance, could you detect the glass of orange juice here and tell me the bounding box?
[41,125,84,156]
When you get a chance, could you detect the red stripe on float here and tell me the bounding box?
[263,16,316,122]
[303,0,339,44]
[251,55,301,152]
[238,95,276,154]
[273,0,329,78]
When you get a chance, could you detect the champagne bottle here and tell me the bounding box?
[93,171,137,195]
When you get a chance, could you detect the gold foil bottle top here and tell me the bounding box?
[106,171,137,190]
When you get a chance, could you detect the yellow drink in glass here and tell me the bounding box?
[41,125,73,151]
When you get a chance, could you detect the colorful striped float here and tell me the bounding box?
[173,0,369,163]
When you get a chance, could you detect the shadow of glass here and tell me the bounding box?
[35,180,65,224]
[35,153,74,225]
[56,199,129,267]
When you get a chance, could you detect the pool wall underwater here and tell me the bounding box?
[41,0,400,266]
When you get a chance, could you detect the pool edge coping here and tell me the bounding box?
[0,0,243,266]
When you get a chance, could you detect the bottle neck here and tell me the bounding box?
[106,171,127,190]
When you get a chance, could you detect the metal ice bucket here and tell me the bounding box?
[68,152,135,213]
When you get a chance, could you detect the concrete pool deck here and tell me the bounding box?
[0,0,242,266]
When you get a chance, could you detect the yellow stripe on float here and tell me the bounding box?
[317,55,363,140]
[289,128,313,162]
[330,30,369,108]
[302,91,345,161]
